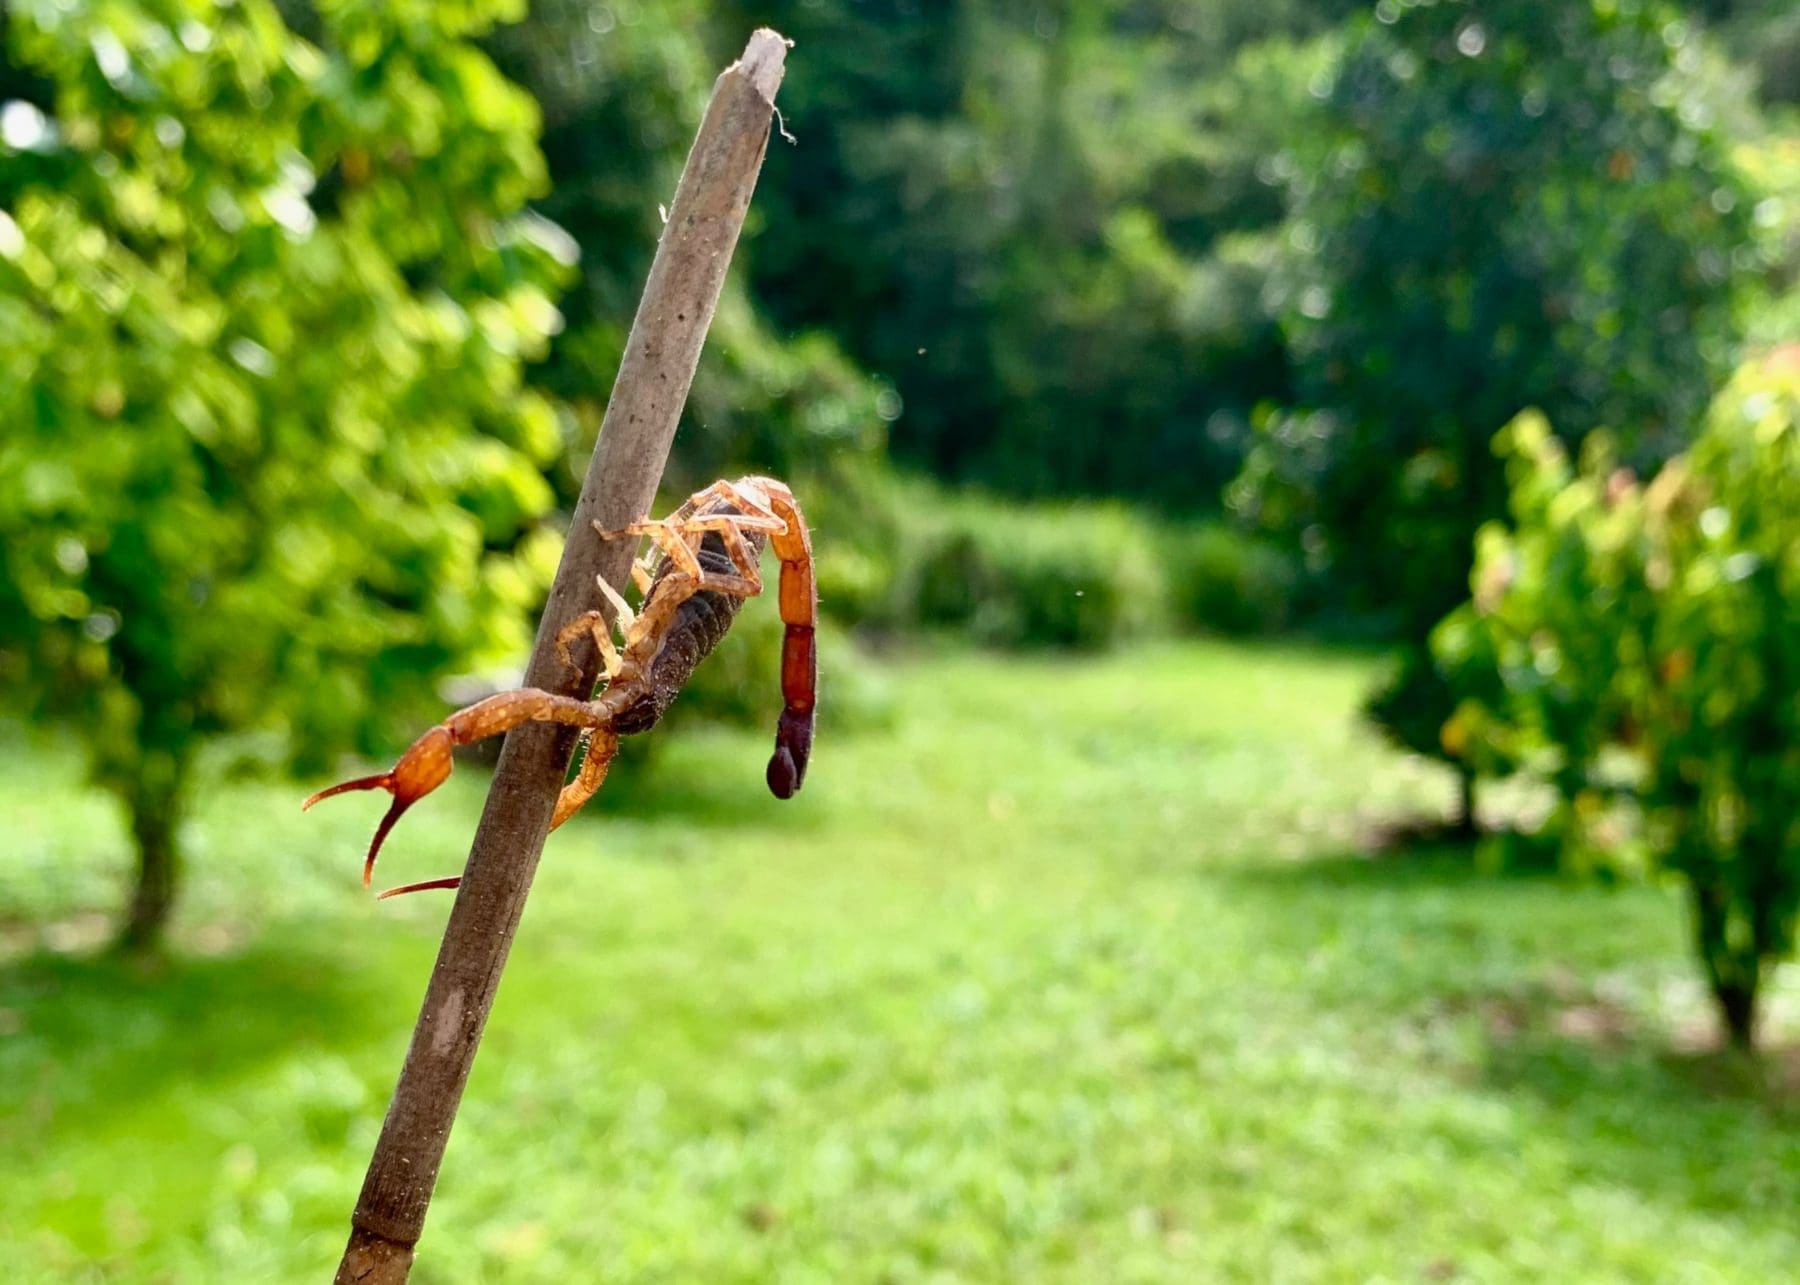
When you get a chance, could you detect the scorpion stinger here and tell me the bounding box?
[304,476,818,896]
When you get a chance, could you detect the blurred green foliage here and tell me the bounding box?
[818,471,1168,650]
[482,0,888,497]
[1737,131,1800,343]
[1433,352,1800,1047]
[1710,0,1800,105]
[709,0,1364,509]
[797,469,1299,651]
[1229,0,1760,772]
[0,0,569,946]
[1237,0,1755,624]
[1162,522,1299,637]
[891,494,1164,652]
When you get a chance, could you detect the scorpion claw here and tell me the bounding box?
[362,798,412,888]
[302,725,457,887]
[301,771,394,811]
[375,875,464,900]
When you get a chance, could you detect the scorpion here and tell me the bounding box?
[304,476,815,898]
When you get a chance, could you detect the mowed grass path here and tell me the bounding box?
[2,641,1796,1282]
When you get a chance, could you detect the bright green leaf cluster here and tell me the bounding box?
[1435,351,1800,1045]
[0,0,571,799]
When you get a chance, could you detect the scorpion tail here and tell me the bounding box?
[756,478,817,797]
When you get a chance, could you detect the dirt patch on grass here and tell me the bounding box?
[1411,974,1800,1107]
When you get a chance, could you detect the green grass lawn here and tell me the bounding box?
[2,640,1796,1282]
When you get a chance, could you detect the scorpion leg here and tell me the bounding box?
[302,688,616,887]
[701,479,787,531]
[756,481,817,799]
[616,566,701,663]
[597,481,780,596]
[599,517,708,579]
[712,518,769,584]
[594,573,637,637]
[668,478,782,528]
[608,515,771,598]
[549,728,620,831]
[555,607,624,682]
[661,514,770,595]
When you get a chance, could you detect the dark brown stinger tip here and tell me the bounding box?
[767,707,813,799]
[767,747,798,799]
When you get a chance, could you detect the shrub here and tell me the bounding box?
[900,491,1165,652]
[1435,353,1800,1048]
[1236,0,1757,785]
[802,467,1167,652]
[1362,646,1487,837]
[909,515,1159,651]
[1164,524,1298,636]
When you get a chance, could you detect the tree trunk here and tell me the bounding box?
[1452,765,1478,840]
[116,752,188,953]
[1714,979,1758,1053]
[1690,881,1761,1053]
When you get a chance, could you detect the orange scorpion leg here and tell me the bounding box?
[550,729,620,831]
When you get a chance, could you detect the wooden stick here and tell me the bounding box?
[333,30,790,1284]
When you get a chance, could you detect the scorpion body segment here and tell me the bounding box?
[614,530,765,735]
[303,476,817,897]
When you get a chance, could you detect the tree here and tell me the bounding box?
[482,0,884,500]
[1434,352,1800,1048]
[0,0,569,949]
[707,0,1362,509]
[1233,0,1755,782]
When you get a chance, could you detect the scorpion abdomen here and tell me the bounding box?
[613,530,763,736]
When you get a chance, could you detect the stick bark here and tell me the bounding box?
[333,30,790,1283]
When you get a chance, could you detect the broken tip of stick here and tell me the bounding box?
[735,28,790,100]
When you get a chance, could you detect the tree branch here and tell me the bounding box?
[333,30,790,1284]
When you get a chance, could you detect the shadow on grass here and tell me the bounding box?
[1222,842,1800,1227]
[1219,840,1543,889]
[0,937,388,1142]
[1468,1027,1800,1235]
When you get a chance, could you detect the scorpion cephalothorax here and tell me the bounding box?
[304,476,816,897]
